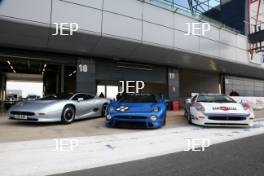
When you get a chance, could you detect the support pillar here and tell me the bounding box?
[168,68,180,101]
[60,64,64,93]
[76,58,96,95]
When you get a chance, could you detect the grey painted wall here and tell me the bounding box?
[179,69,220,99]
[95,60,167,84]
[225,75,264,97]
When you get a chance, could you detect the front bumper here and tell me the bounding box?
[4,101,17,107]
[8,111,61,123]
[106,112,165,128]
[191,113,254,127]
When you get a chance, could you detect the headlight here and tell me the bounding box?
[106,115,112,120]
[150,115,157,121]
[152,106,160,112]
[194,103,205,112]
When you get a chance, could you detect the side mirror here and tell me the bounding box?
[77,98,84,102]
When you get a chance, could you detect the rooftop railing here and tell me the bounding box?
[142,0,241,34]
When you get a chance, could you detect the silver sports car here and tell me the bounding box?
[8,93,110,124]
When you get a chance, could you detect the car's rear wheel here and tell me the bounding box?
[61,105,75,124]
[101,103,108,117]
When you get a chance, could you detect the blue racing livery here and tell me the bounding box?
[105,94,166,128]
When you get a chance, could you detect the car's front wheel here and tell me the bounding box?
[61,105,75,124]
[101,103,108,117]
[187,112,192,124]
[184,109,188,118]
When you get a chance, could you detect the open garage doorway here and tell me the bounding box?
[0,55,76,111]
[6,75,43,99]
[179,69,221,104]
[96,80,167,100]
[7,80,43,98]
[95,60,168,100]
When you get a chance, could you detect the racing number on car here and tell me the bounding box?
[78,64,88,72]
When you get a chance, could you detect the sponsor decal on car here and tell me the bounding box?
[116,106,129,112]
[212,106,237,111]
[232,96,264,110]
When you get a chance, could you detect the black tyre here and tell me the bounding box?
[163,116,167,126]
[61,105,75,124]
[188,113,192,124]
[184,109,188,118]
[101,103,108,117]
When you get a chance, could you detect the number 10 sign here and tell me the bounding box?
[78,64,88,73]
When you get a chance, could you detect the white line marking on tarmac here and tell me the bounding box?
[0,121,264,176]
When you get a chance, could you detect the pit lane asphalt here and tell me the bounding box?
[1,109,264,142]
[53,133,264,176]
[0,110,187,142]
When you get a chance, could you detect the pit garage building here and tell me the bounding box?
[1,0,264,107]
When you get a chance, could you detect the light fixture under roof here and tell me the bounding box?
[68,70,76,77]
[6,59,16,73]
[116,62,153,71]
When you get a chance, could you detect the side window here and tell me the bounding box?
[83,94,94,100]
[73,94,85,101]
[191,95,197,103]
[73,94,94,101]
[72,94,83,101]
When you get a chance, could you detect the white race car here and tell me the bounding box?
[184,94,254,127]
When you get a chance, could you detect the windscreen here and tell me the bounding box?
[7,94,17,98]
[197,95,236,103]
[119,95,157,103]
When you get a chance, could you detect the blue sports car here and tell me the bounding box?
[105,94,166,128]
